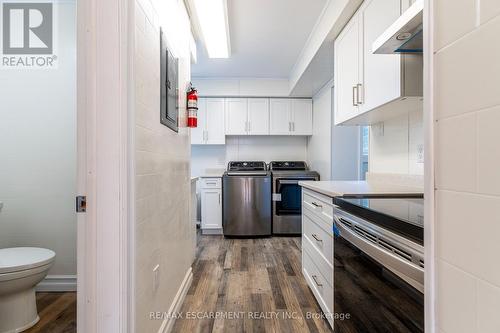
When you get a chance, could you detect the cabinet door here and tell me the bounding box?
[205,98,226,144]
[291,99,312,135]
[201,189,222,230]
[191,98,206,144]
[225,98,248,135]
[269,99,292,135]
[359,0,401,114]
[334,15,360,125]
[248,98,270,135]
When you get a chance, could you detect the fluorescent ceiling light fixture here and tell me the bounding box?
[192,0,230,58]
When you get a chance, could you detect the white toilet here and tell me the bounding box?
[0,247,55,333]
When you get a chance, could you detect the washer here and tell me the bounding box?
[223,161,272,237]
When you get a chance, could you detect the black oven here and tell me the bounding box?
[333,196,424,332]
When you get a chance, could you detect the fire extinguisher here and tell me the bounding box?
[187,84,198,128]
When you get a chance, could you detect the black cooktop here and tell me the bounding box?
[334,197,424,244]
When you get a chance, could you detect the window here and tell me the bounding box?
[360,126,369,180]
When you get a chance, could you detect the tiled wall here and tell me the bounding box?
[134,0,193,331]
[434,1,500,332]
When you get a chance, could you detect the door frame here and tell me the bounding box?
[423,0,436,332]
[77,0,132,331]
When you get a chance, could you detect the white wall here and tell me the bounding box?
[191,78,290,97]
[0,2,76,277]
[434,1,500,333]
[133,0,194,331]
[369,109,424,176]
[307,83,332,180]
[191,136,307,176]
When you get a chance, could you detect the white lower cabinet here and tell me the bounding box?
[200,178,222,234]
[302,188,334,329]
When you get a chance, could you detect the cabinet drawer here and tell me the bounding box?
[199,178,221,189]
[303,214,333,265]
[302,234,333,285]
[302,245,333,327]
[303,190,334,223]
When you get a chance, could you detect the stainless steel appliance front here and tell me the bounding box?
[223,162,271,237]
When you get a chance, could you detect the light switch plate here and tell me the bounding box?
[372,123,384,136]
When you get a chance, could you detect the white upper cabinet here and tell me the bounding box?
[191,98,206,145]
[191,98,225,145]
[291,99,313,135]
[359,0,401,113]
[269,99,291,135]
[225,98,270,135]
[193,97,312,142]
[334,15,361,124]
[247,98,270,135]
[206,99,226,144]
[334,0,423,125]
[270,99,312,135]
[225,98,248,135]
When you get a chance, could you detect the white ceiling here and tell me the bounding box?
[192,0,327,79]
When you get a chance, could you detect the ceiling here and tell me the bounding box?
[191,0,327,79]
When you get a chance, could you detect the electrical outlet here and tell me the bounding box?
[417,144,424,163]
[153,264,160,292]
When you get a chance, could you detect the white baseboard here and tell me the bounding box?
[202,228,222,235]
[36,275,77,292]
[158,267,193,333]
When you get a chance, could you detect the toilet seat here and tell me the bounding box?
[0,248,55,274]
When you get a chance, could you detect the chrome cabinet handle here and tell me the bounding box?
[219,193,221,204]
[352,85,358,106]
[311,234,322,242]
[357,83,364,105]
[312,275,323,287]
[311,201,322,208]
[292,122,295,132]
[288,122,291,132]
[248,121,251,132]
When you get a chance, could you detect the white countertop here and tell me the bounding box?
[197,173,223,178]
[299,180,423,197]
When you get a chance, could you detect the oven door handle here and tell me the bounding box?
[277,179,300,184]
[334,214,424,293]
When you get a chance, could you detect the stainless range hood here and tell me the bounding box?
[372,0,423,54]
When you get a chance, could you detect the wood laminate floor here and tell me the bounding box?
[25,292,76,333]
[172,234,333,333]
